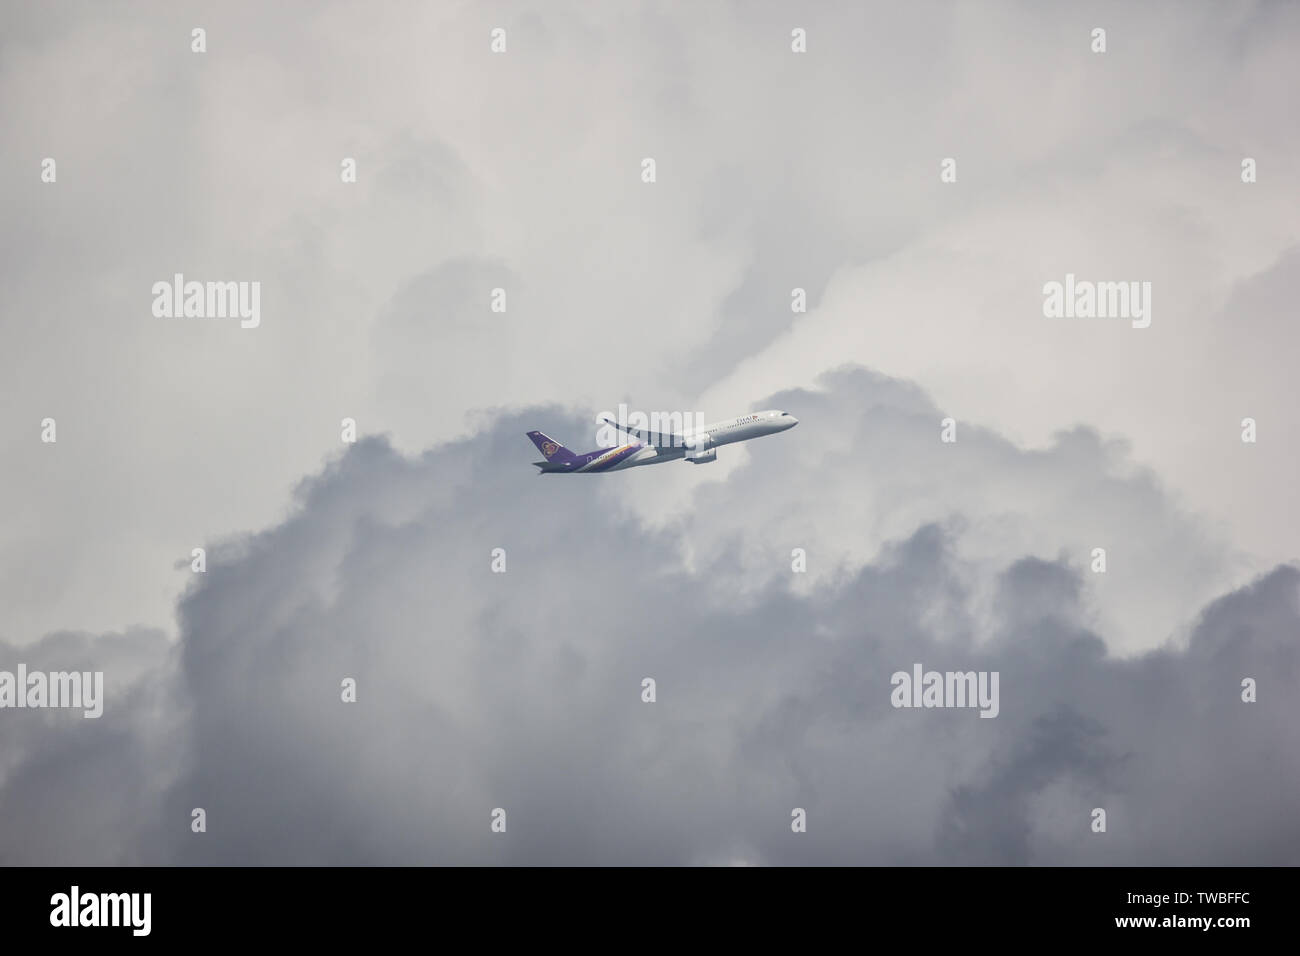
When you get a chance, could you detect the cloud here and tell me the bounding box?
[1,1,1295,867]
[1,368,1295,864]
[3,1,1297,644]
[0,627,178,865]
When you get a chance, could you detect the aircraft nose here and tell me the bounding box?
[786,416,799,428]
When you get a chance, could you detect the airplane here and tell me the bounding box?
[527,410,798,473]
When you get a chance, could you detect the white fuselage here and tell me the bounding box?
[599,409,799,470]
[534,408,799,474]
[690,410,798,448]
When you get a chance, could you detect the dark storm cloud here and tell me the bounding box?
[0,369,1294,864]
[0,628,177,865]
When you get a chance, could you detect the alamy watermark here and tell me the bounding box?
[50,886,150,936]
[595,403,705,448]
[0,665,103,718]
[152,273,260,328]
[890,663,999,718]
[1042,273,1151,329]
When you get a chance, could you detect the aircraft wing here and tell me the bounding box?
[600,416,682,447]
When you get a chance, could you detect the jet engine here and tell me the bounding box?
[685,447,717,464]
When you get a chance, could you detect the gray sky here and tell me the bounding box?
[0,0,1297,864]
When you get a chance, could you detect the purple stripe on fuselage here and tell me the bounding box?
[582,443,642,472]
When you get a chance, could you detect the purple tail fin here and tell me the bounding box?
[527,430,577,463]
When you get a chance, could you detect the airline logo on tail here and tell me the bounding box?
[527,431,577,464]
